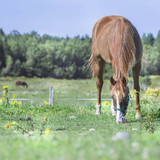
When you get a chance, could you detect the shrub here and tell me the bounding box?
[140,76,152,85]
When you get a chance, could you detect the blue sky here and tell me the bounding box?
[0,0,160,37]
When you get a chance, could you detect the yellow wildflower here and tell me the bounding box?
[0,98,4,103]
[11,100,22,106]
[45,128,50,135]
[5,121,15,129]
[145,88,160,98]
[43,100,49,105]
[11,101,13,104]
[13,94,16,98]
[12,100,17,105]
[130,89,139,98]
[140,98,152,104]
[102,101,111,106]
[3,86,8,89]
[18,101,22,105]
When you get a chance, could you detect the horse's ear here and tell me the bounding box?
[110,76,116,86]
[122,77,127,86]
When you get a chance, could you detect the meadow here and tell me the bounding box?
[0,76,160,160]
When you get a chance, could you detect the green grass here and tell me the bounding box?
[0,76,160,160]
[0,77,111,106]
[1,103,160,160]
[0,76,160,106]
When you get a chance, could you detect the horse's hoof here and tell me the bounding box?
[116,118,127,123]
[95,112,101,115]
[96,104,101,115]
[135,115,142,119]
[135,112,142,119]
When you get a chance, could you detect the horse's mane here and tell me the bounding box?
[108,17,135,79]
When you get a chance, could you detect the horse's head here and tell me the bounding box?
[110,76,129,123]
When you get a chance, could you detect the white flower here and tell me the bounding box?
[132,128,138,131]
[78,133,87,136]
[89,128,95,132]
[69,116,76,119]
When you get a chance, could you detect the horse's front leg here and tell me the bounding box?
[96,76,103,115]
[93,60,104,115]
[111,99,116,116]
[132,62,142,119]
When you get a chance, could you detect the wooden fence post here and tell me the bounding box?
[49,86,54,106]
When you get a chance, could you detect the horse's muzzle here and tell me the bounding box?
[115,112,127,123]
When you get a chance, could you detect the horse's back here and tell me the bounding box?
[93,15,122,39]
[92,15,142,64]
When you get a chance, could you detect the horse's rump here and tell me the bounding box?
[90,16,138,79]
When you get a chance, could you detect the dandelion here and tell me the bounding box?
[11,100,22,106]
[45,128,50,135]
[126,113,129,115]
[11,101,15,105]
[5,121,15,129]
[102,101,111,106]
[12,100,17,105]
[18,101,22,105]
[0,98,4,103]
[13,94,15,98]
[3,86,8,89]
[3,86,9,103]
[43,100,49,105]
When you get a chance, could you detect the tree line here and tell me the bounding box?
[0,28,160,79]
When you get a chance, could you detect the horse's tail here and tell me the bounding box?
[86,52,95,77]
[109,17,135,78]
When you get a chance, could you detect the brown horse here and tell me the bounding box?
[89,15,142,123]
[16,81,28,88]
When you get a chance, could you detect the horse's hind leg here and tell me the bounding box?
[132,62,142,119]
[93,58,105,115]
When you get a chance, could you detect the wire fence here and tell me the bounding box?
[1,87,160,106]
[9,97,160,106]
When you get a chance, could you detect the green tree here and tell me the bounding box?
[0,29,6,72]
[142,33,155,46]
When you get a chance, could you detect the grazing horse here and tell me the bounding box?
[16,81,28,88]
[89,15,142,123]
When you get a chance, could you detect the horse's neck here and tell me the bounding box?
[112,62,121,80]
[112,61,128,80]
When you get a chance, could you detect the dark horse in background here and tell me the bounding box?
[89,15,142,123]
[16,81,28,88]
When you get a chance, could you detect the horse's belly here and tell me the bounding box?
[96,40,111,63]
